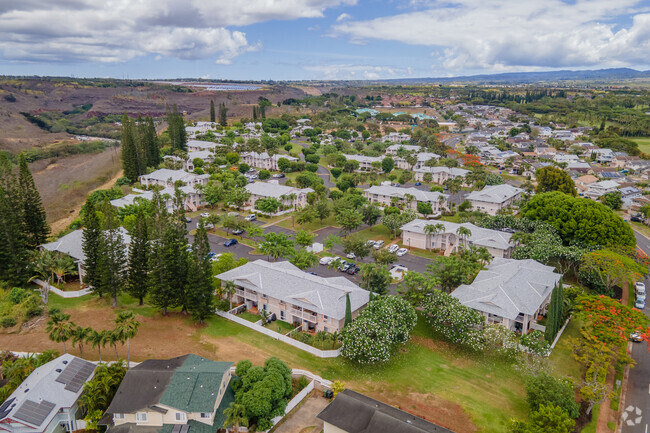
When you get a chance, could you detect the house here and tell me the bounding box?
[216,260,369,333]
[42,228,131,285]
[452,258,562,333]
[413,166,469,183]
[574,174,599,194]
[383,132,411,143]
[363,185,448,213]
[101,354,234,433]
[186,140,224,152]
[139,169,209,189]
[342,154,383,171]
[385,144,421,155]
[245,182,313,213]
[584,180,620,199]
[111,185,206,213]
[465,184,524,215]
[400,219,513,258]
[317,389,454,433]
[566,162,592,173]
[0,354,96,433]
[395,152,440,170]
[240,152,298,171]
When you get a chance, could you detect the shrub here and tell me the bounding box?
[330,167,342,178]
[520,330,551,356]
[8,287,27,304]
[384,206,401,215]
[284,143,293,152]
[116,176,131,186]
[258,169,270,180]
[0,317,16,328]
[458,200,472,212]
[296,376,309,391]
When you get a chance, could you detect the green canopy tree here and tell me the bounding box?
[126,211,149,305]
[18,153,49,249]
[535,166,576,196]
[186,220,215,323]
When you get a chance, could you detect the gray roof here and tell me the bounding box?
[466,184,524,204]
[413,166,469,177]
[386,144,421,152]
[216,260,369,320]
[343,154,383,164]
[241,151,297,162]
[0,354,95,432]
[42,228,131,264]
[317,389,454,433]
[364,185,448,204]
[110,185,200,209]
[245,182,312,198]
[140,169,209,183]
[452,258,561,320]
[400,219,512,251]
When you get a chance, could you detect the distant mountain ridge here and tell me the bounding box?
[380,68,650,84]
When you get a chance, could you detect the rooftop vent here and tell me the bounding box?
[55,369,62,373]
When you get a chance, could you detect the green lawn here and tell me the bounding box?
[276,213,338,232]
[264,320,296,334]
[238,311,262,323]
[440,214,462,223]
[548,318,585,382]
[631,137,650,154]
[350,224,395,243]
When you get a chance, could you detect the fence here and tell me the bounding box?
[33,279,92,299]
[216,311,341,358]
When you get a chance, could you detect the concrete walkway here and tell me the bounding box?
[273,394,329,433]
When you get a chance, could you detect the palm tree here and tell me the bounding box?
[287,193,297,210]
[106,330,121,360]
[71,326,91,359]
[223,402,248,433]
[403,193,416,210]
[423,223,445,251]
[46,312,73,353]
[223,281,237,311]
[29,249,55,303]
[114,311,140,368]
[88,330,109,362]
[456,226,472,250]
[50,253,78,285]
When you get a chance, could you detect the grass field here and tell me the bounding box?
[631,137,650,154]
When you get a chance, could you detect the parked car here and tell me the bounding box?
[337,260,348,271]
[247,168,256,173]
[636,281,646,296]
[637,291,646,303]
[414,182,422,186]
[272,173,285,178]
[319,256,334,265]
[373,240,385,249]
[245,214,257,221]
[346,265,360,275]
[391,183,400,187]
[501,228,516,233]
[631,214,644,223]
[308,272,318,276]
[396,248,408,257]
[340,262,353,272]
[210,253,223,262]
[346,252,356,259]
[185,217,192,223]
[630,332,644,343]
[366,240,377,247]
[200,212,210,218]
[233,228,245,235]
[227,212,240,217]
[224,239,238,247]
[635,298,646,310]
[387,244,399,254]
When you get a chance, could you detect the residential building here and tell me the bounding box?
[363,185,448,213]
[452,258,561,333]
[0,354,96,433]
[400,219,513,258]
[466,184,524,215]
[383,132,411,143]
[574,174,599,194]
[111,185,206,213]
[342,154,382,171]
[41,228,131,285]
[186,140,224,152]
[584,180,620,199]
[317,389,454,433]
[245,181,313,213]
[216,260,369,333]
[385,144,421,155]
[240,152,298,171]
[139,169,209,189]
[395,152,440,170]
[184,150,215,171]
[413,166,469,183]
[101,354,234,433]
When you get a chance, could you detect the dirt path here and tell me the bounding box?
[262,215,293,228]
[595,366,617,433]
[621,279,630,306]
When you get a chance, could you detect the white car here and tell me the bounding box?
[366,240,377,247]
[387,244,399,254]
[373,240,385,249]
[210,253,223,262]
[636,281,646,296]
[200,212,210,218]
[346,252,356,259]
[319,256,334,265]
[396,248,408,257]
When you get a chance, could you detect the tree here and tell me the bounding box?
[114,311,140,368]
[187,220,215,323]
[528,405,575,433]
[120,114,141,183]
[444,177,463,195]
[210,100,216,123]
[126,211,149,305]
[359,263,392,295]
[82,199,102,290]
[167,104,187,151]
[427,248,486,293]
[417,201,433,215]
[360,204,382,230]
[144,117,161,167]
[78,362,126,430]
[341,234,371,260]
[398,271,438,306]
[71,325,91,359]
[340,296,417,363]
[600,191,623,210]
[96,200,127,307]
[535,166,576,196]
[0,173,29,286]
[50,252,77,284]
[580,249,647,296]
[335,208,363,234]
[289,248,319,270]
[381,157,395,173]
[526,372,579,418]
[372,248,397,266]
[46,312,73,354]
[455,226,472,249]
[294,230,315,248]
[29,249,55,303]
[18,153,49,248]
[521,192,635,247]
[313,200,331,224]
[238,163,251,174]
[223,402,248,433]
[422,289,485,350]
[345,293,352,327]
[423,223,445,251]
[259,232,295,261]
[255,197,282,214]
[219,103,229,126]
[544,282,564,342]
[88,329,109,362]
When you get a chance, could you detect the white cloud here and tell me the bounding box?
[303,63,413,79]
[0,0,357,63]
[336,13,352,22]
[331,0,650,70]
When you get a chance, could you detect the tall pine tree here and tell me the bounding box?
[167,104,187,152]
[81,199,102,291]
[126,210,149,305]
[344,293,352,327]
[544,281,565,342]
[120,114,140,183]
[0,186,28,285]
[18,153,49,249]
[186,220,214,323]
[145,117,161,167]
[168,187,190,313]
[219,103,228,127]
[210,100,216,123]
[97,199,127,308]
[147,190,177,315]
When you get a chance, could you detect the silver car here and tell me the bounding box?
[373,240,385,249]
[387,244,399,254]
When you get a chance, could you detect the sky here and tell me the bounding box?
[1,0,649,81]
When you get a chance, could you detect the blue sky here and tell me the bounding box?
[1,0,649,80]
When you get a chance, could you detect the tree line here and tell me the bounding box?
[120,114,161,183]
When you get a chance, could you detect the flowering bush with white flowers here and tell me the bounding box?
[341,295,417,364]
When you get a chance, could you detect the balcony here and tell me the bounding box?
[290,308,318,323]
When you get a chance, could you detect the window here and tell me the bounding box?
[114,414,125,420]
[175,412,187,421]
[280,310,285,320]
[136,412,148,423]
[200,413,211,419]
[323,315,329,323]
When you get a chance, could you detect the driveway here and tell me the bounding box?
[273,394,329,433]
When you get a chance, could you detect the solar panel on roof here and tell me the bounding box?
[55,358,95,393]
[13,399,56,426]
[0,397,15,420]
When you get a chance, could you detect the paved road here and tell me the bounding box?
[622,231,650,433]
[316,164,335,188]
